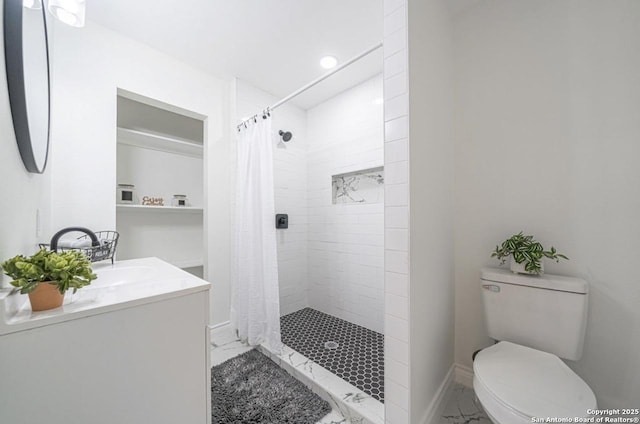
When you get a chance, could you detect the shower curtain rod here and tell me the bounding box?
[237,41,383,131]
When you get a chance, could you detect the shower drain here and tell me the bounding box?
[324,341,339,350]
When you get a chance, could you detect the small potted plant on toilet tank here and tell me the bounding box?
[2,249,96,311]
[491,232,568,274]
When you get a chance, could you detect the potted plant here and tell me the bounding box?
[2,249,97,311]
[491,232,568,275]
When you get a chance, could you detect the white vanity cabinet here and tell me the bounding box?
[0,258,211,424]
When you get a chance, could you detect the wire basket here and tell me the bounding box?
[39,231,119,264]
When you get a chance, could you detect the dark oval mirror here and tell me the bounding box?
[4,0,51,174]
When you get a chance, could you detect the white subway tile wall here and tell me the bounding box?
[273,141,309,315]
[384,93,409,121]
[385,379,410,410]
[384,72,408,100]
[385,293,409,320]
[384,49,407,79]
[384,161,409,185]
[384,270,409,298]
[384,229,409,253]
[384,5,408,37]
[384,183,408,207]
[386,402,410,424]
[384,206,409,229]
[387,359,409,390]
[384,138,409,164]
[307,75,385,334]
[384,27,408,57]
[384,116,409,142]
[384,0,410,423]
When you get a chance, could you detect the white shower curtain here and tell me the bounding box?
[230,116,282,354]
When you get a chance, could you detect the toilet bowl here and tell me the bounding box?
[473,341,597,424]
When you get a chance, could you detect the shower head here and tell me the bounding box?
[279,130,292,142]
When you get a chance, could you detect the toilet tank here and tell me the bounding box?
[480,268,588,360]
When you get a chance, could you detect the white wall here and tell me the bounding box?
[116,145,204,209]
[48,20,231,325]
[235,80,309,317]
[407,0,456,423]
[453,0,640,409]
[306,75,384,333]
[0,4,51,288]
[116,145,204,268]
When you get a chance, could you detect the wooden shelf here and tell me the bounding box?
[117,127,203,158]
[117,204,203,213]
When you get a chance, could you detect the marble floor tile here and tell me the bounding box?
[439,383,491,424]
[317,409,352,424]
[211,340,254,366]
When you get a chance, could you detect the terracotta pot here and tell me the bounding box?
[28,282,64,311]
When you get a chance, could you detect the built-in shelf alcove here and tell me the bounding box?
[115,89,206,276]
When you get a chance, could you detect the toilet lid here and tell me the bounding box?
[474,342,596,419]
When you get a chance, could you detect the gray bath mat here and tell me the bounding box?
[212,349,331,424]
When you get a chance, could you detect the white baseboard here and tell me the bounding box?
[209,321,231,341]
[454,363,474,388]
[421,364,455,424]
[210,320,230,330]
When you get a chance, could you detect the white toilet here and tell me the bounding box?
[474,268,597,423]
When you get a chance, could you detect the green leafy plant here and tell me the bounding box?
[2,249,97,295]
[491,232,568,274]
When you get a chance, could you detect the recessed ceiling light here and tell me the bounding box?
[320,56,338,69]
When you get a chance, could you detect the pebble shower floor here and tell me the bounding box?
[280,308,384,402]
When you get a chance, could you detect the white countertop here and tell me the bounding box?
[0,257,210,336]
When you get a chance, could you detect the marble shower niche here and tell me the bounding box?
[332,166,384,204]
